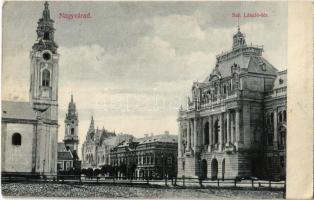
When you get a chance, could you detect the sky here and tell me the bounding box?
[2,1,287,155]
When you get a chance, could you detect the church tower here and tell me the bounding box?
[30,1,59,119]
[64,94,79,152]
[30,1,59,174]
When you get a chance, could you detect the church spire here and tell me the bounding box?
[32,1,58,53]
[66,94,77,119]
[43,1,50,20]
[89,115,95,131]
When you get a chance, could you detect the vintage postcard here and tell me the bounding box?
[1,1,313,199]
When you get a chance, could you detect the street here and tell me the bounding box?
[2,182,284,198]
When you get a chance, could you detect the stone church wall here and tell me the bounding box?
[2,123,34,172]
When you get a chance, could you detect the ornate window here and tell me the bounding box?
[71,128,74,135]
[42,69,50,87]
[214,120,220,144]
[279,111,283,122]
[12,133,22,146]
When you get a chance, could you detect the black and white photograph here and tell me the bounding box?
[0,1,296,198]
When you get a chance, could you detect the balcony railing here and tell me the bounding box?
[187,91,240,111]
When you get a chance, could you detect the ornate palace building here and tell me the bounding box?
[177,27,287,180]
[81,116,133,169]
[110,132,178,179]
[2,2,59,175]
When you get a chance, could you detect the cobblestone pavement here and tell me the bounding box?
[2,183,284,199]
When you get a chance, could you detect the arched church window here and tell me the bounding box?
[12,133,21,146]
[42,69,50,87]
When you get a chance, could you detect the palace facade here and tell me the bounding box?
[2,2,59,175]
[110,132,178,179]
[177,27,286,180]
[81,116,133,169]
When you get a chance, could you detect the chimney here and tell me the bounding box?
[144,134,148,138]
[164,131,169,136]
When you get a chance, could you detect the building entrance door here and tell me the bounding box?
[211,158,218,180]
[200,159,208,179]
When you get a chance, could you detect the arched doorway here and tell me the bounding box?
[211,158,218,180]
[222,159,225,180]
[204,122,209,145]
[200,159,208,179]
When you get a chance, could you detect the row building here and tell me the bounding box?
[177,27,286,180]
[110,132,178,179]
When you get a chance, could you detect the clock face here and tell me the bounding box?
[43,52,51,61]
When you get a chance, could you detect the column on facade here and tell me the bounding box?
[186,120,191,151]
[191,120,194,148]
[208,115,212,145]
[235,109,240,145]
[178,122,182,157]
[273,109,278,146]
[200,118,203,146]
[231,112,234,143]
[193,118,198,150]
[226,111,230,144]
[219,114,223,150]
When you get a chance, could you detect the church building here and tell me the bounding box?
[57,94,81,171]
[2,2,59,175]
[177,27,287,180]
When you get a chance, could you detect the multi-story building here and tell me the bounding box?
[110,132,178,179]
[57,143,74,171]
[263,70,287,179]
[2,2,59,175]
[81,116,133,169]
[177,27,286,180]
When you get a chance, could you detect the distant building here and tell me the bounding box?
[57,143,74,171]
[1,2,59,175]
[110,132,178,179]
[177,27,286,180]
[96,135,133,167]
[57,95,81,171]
[81,116,133,169]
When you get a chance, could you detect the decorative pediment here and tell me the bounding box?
[209,64,222,82]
